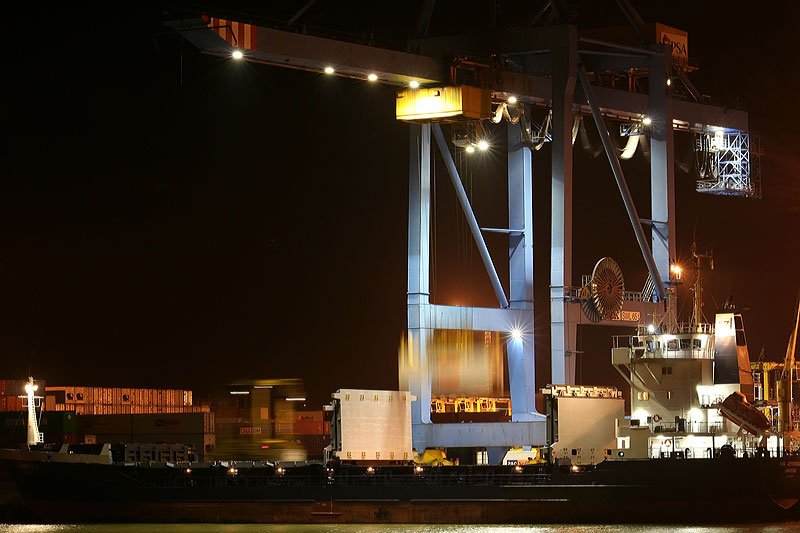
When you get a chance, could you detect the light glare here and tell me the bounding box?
[647,324,656,334]
[367,73,378,82]
[642,116,652,126]
[477,140,489,151]
[510,328,522,341]
[508,96,517,104]
[409,80,420,89]
[231,50,244,60]
[324,66,335,74]
[465,145,475,154]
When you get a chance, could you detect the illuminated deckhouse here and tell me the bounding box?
[612,312,769,458]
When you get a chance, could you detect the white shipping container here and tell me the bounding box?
[332,389,415,462]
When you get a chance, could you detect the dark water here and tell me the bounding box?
[2,525,800,532]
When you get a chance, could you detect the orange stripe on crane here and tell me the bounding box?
[207,17,256,50]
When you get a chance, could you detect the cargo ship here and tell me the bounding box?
[1,291,799,524]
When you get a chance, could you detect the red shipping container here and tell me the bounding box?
[293,420,324,435]
[295,411,324,422]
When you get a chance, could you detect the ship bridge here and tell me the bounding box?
[612,322,715,364]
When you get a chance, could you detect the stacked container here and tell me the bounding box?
[44,386,206,415]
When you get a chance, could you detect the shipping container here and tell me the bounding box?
[296,434,329,459]
[295,410,324,422]
[0,410,76,448]
[77,413,212,437]
[293,420,324,435]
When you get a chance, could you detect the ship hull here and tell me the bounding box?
[2,457,800,524]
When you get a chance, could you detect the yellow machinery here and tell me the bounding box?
[396,85,490,122]
[502,447,546,465]
[414,448,456,466]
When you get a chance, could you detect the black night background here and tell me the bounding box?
[2,1,798,408]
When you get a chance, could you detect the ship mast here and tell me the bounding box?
[23,377,44,446]
[689,242,713,329]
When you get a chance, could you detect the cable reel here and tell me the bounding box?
[580,257,626,322]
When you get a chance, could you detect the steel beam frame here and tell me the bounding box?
[577,63,667,301]
[431,124,509,309]
[406,118,544,450]
[648,48,676,296]
[549,29,578,385]
[168,19,748,130]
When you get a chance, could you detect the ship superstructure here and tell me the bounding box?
[612,311,770,459]
[610,249,793,460]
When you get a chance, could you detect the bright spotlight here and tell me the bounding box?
[324,66,335,75]
[670,263,683,280]
[409,80,420,89]
[367,73,378,82]
[647,323,656,334]
[465,145,475,154]
[642,116,652,126]
[666,78,672,86]
[508,96,517,105]
[510,328,522,341]
[231,49,244,60]
[477,140,489,151]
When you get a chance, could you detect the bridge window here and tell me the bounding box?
[667,339,678,350]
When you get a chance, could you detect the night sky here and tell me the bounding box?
[2,2,798,408]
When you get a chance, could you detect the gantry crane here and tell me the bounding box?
[168,1,757,455]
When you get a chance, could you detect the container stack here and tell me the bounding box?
[78,412,215,461]
[44,386,208,415]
